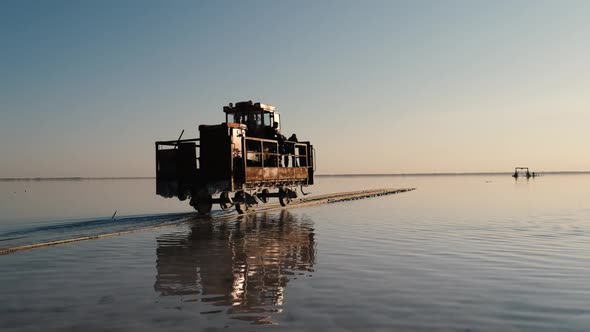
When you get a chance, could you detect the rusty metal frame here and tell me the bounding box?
[156,138,201,173]
[155,123,315,202]
[242,137,310,186]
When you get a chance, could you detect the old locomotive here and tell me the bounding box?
[155,101,315,214]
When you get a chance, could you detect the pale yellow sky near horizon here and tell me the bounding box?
[1,1,589,177]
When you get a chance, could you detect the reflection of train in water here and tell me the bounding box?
[155,101,316,214]
[154,211,315,324]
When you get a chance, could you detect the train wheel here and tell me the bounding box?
[279,188,292,207]
[234,191,248,214]
[259,189,270,203]
[219,191,233,210]
[191,192,212,215]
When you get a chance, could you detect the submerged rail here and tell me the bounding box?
[0,188,415,255]
[244,187,416,213]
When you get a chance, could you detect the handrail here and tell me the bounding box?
[245,136,306,147]
[156,138,200,145]
[244,137,309,168]
[245,137,277,144]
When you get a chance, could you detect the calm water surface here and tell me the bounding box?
[1,175,590,331]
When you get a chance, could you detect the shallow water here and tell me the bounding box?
[1,175,590,330]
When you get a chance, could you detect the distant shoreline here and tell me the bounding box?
[318,171,590,177]
[0,177,154,181]
[1,171,589,181]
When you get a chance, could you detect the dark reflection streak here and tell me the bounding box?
[154,210,315,325]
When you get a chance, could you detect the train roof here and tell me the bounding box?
[223,101,276,114]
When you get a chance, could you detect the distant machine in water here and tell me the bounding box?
[512,167,538,179]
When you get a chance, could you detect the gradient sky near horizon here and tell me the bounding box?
[1,0,589,177]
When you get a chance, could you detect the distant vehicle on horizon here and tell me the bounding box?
[512,167,538,179]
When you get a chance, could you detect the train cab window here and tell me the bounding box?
[263,112,271,127]
[272,113,280,130]
[233,113,243,124]
[246,113,262,134]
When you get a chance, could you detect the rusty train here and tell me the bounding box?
[155,101,315,214]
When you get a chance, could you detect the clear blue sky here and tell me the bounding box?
[1,0,589,177]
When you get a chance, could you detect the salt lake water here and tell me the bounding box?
[1,174,589,331]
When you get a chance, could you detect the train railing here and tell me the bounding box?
[244,137,308,168]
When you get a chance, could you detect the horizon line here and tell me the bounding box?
[2,170,590,181]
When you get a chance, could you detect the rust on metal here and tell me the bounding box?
[155,101,317,214]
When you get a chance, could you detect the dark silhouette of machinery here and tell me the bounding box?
[512,167,537,179]
[155,101,315,214]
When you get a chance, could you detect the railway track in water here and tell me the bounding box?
[239,187,416,214]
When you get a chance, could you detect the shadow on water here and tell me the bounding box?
[154,210,316,325]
